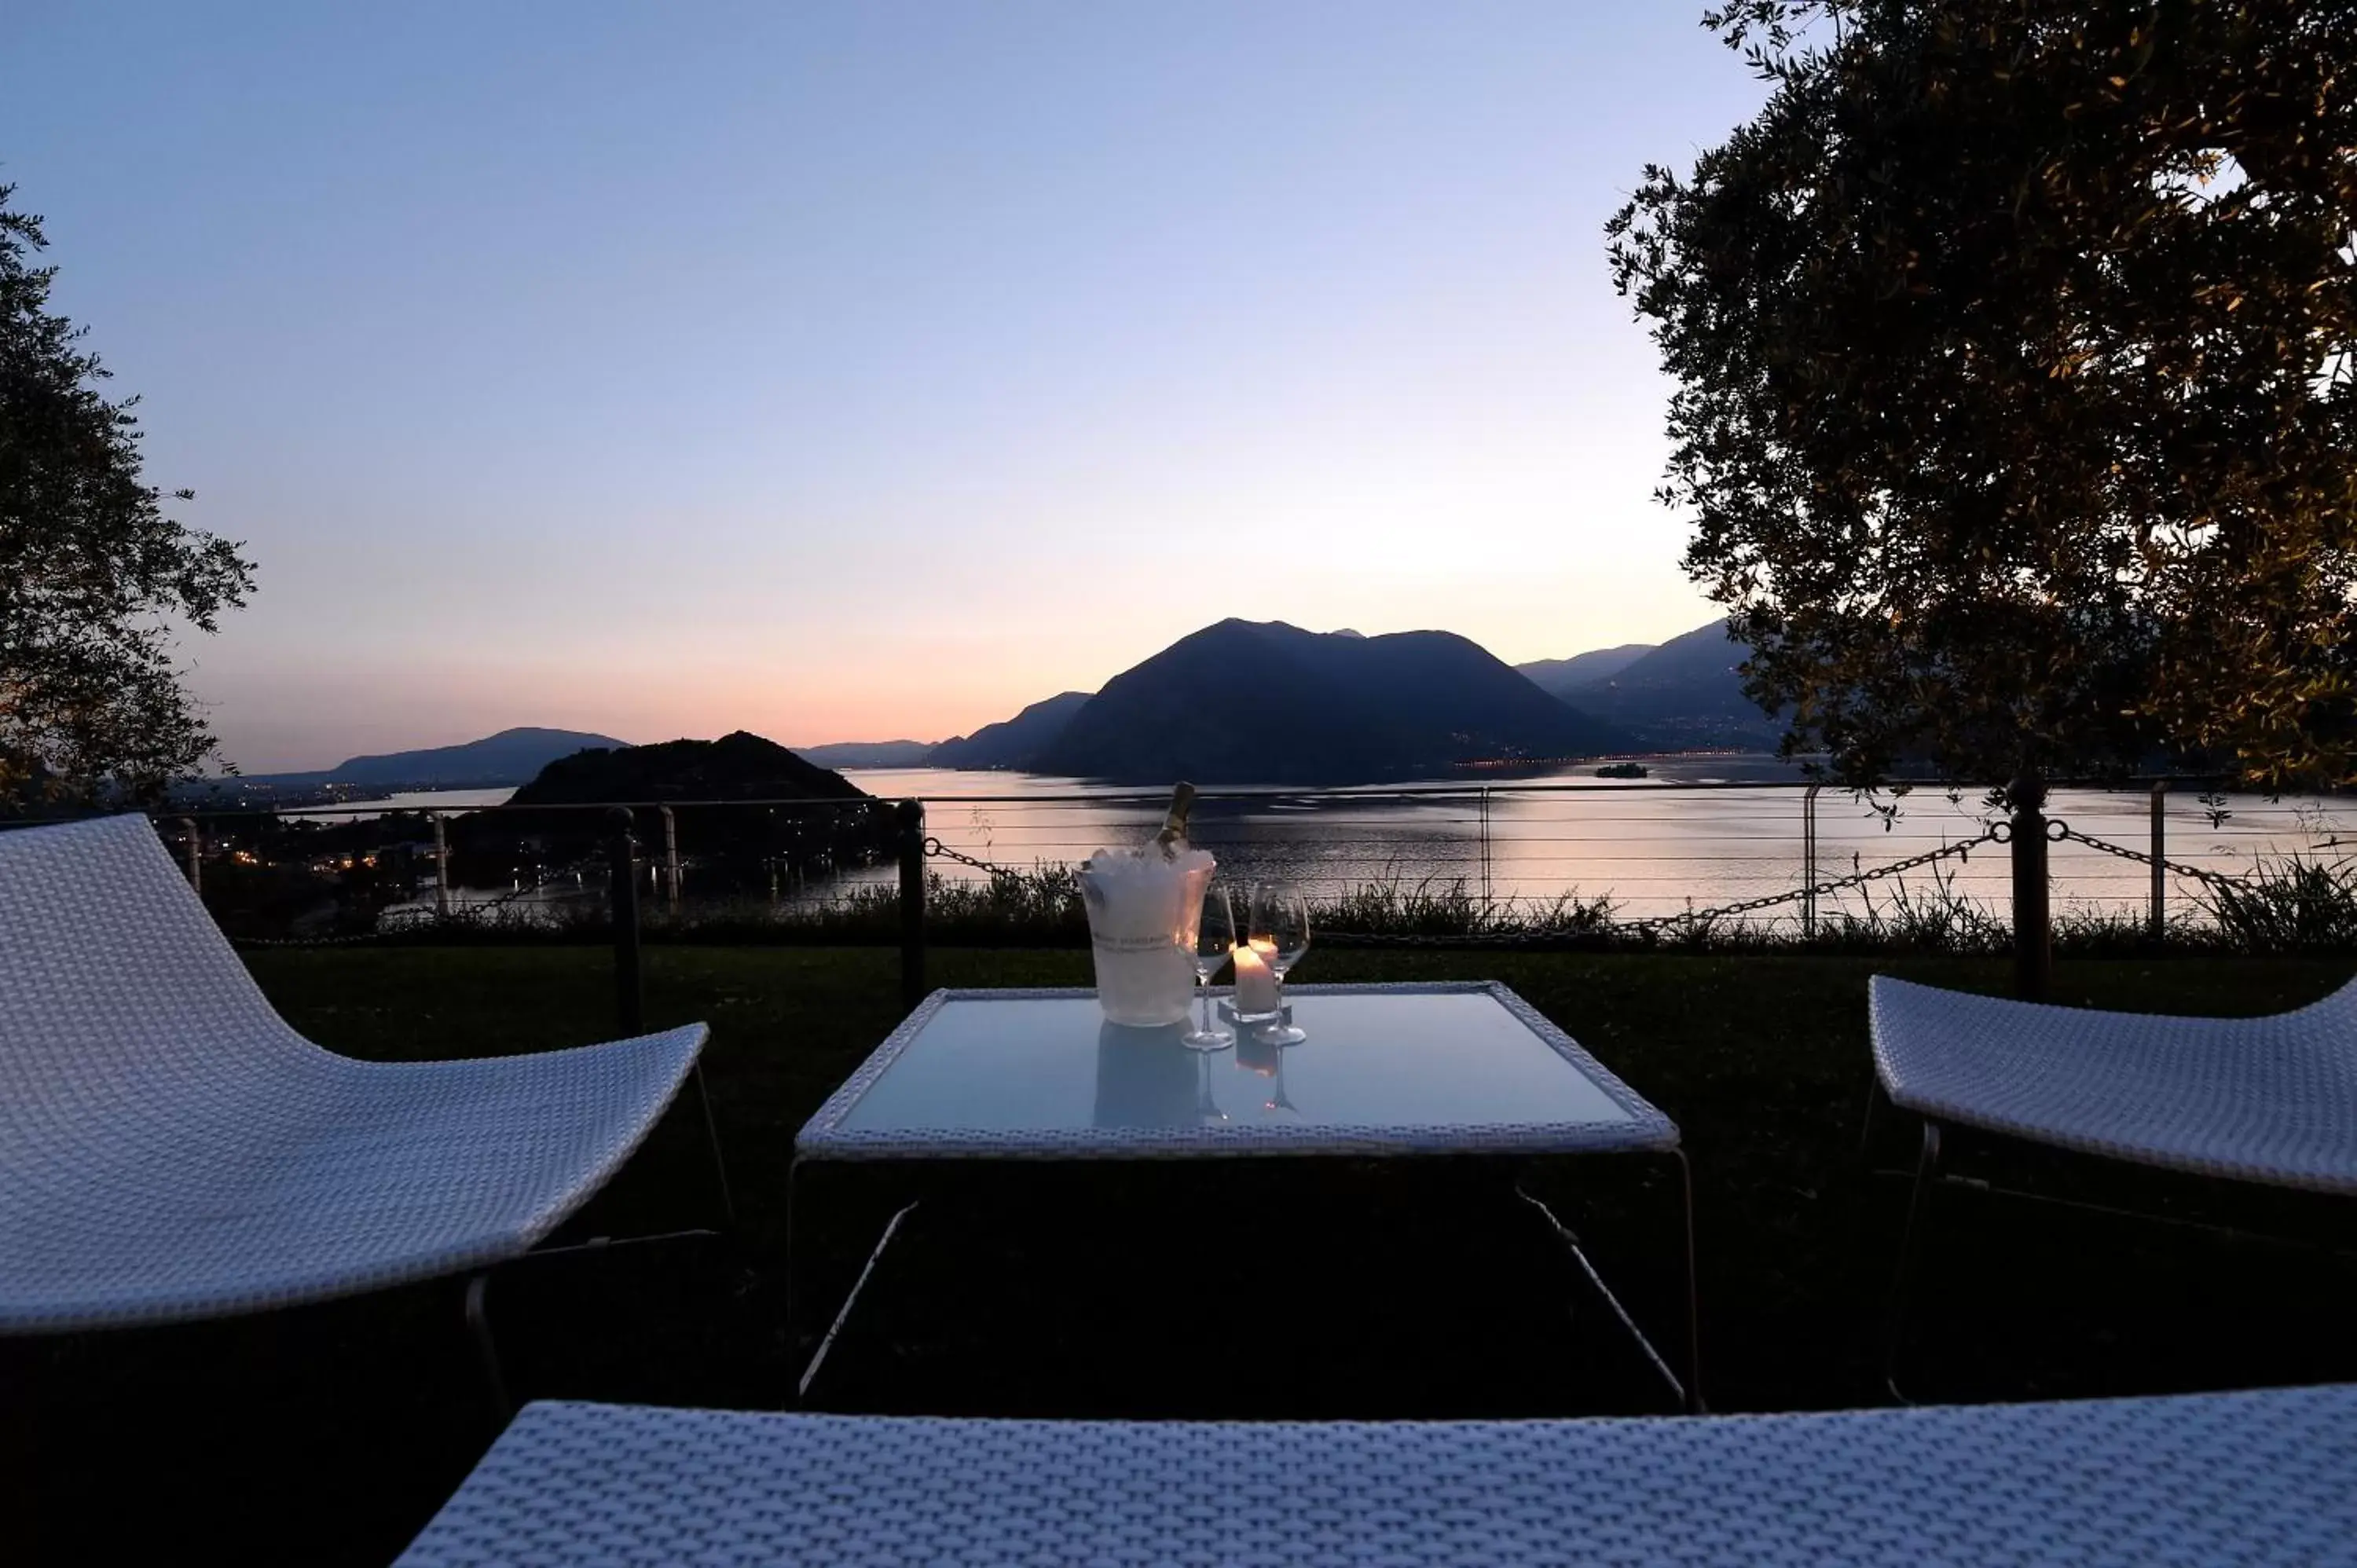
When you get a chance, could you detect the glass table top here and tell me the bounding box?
[799,984,1677,1160]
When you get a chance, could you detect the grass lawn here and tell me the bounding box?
[9,947,2355,1564]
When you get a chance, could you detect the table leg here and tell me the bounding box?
[1882,1119,1945,1405]
[1670,1147,1705,1414]
[1514,1167,1699,1414]
[786,1158,922,1407]
[782,1154,801,1392]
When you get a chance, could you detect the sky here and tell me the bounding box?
[3,2,1776,771]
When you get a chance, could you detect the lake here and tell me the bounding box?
[328,765,2347,929]
[275,786,520,821]
[840,760,2347,927]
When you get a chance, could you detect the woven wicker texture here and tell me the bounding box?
[0,815,707,1332]
[799,983,1679,1162]
[400,1384,2357,1566]
[1871,975,2357,1194]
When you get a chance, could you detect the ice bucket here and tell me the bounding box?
[1078,850,1215,1027]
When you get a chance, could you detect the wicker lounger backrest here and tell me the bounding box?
[0,815,315,1098]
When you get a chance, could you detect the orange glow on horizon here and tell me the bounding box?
[196,592,1721,772]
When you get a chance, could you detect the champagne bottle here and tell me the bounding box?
[1151,781,1198,861]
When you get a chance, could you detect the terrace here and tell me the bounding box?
[11,932,2354,1563]
[13,0,2357,1559]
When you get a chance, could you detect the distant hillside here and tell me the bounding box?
[462,732,878,897]
[928,691,1095,771]
[229,727,628,791]
[508,731,867,805]
[1516,643,1654,702]
[1551,620,1785,749]
[793,739,937,769]
[1035,620,1622,783]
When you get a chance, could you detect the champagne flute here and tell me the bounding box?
[1248,883,1310,1046]
[1179,882,1236,1051]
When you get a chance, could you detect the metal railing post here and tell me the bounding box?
[2009,774,2051,1002]
[1479,786,1493,914]
[2149,779,2167,940]
[433,815,452,918]
[607,807,644,1035]
[178,818,202,894]
[1802,783,1820,938]
[660,805,681,914]
[897,799,926,1012]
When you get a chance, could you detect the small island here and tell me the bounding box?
[1595,762,1649,779]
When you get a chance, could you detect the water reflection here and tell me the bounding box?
[1096,1013,1310,1127]
[843,764,2349,923]
[1091,1021,1197,1128]
[1196,1050,1227,1125]
[1233,1020,1300,1116]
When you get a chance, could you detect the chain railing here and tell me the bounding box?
[108,779,2352,1009]
[922,836,1015,877]
[145,787,2335,1052]
[922,823,2014,947]
[149,783,2331,931]
[2052,822,2254,888]
[913,791,2306,921]
[1612,827,2006,935]
[906,782,2321,925]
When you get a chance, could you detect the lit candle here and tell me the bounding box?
[1232,938,1281,1016]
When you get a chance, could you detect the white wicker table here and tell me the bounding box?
[397,1384,2357,1566]
[789,983,1695,1404]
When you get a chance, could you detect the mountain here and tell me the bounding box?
[1033,620,1622,783]
[927,691,1095,771]
[1516,643,1654,702]
[792,739,937,769]
[325,727,628,786]
[223,727,629,792]
[1546,619,1785,749]
[467,732,877,897]
[507,731,867,805]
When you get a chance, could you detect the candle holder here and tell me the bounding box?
[1227,936,1284,1023]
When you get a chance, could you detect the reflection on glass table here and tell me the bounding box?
[805,984,1670,1158]
[789,983,1696,1413]
[1232,1017,1298,1116]
[1089,1020,1198,1129]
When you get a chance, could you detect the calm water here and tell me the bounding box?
[841,760,2348,925]
[338,768,2348,929]
[282,786,518,821]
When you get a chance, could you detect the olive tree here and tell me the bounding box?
[1609,1,2357,788]
[2,185,255,807]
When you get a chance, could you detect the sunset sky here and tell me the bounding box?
[5,3,1776,771]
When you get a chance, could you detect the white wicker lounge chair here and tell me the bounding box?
[1871,974,2357,1195]
[397,1384,2357,1566]
[0,815,709,1370]
[1868,973,2357,1392]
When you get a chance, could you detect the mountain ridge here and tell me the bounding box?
[927,691,1096,771]
[226,726,629,790]
[1524,619,1783,749]
[1035,619,1622,783]
[1516,643,1655,700]
[808,617,1783,782]
[792,739,937,769]
[508,731,867,804]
